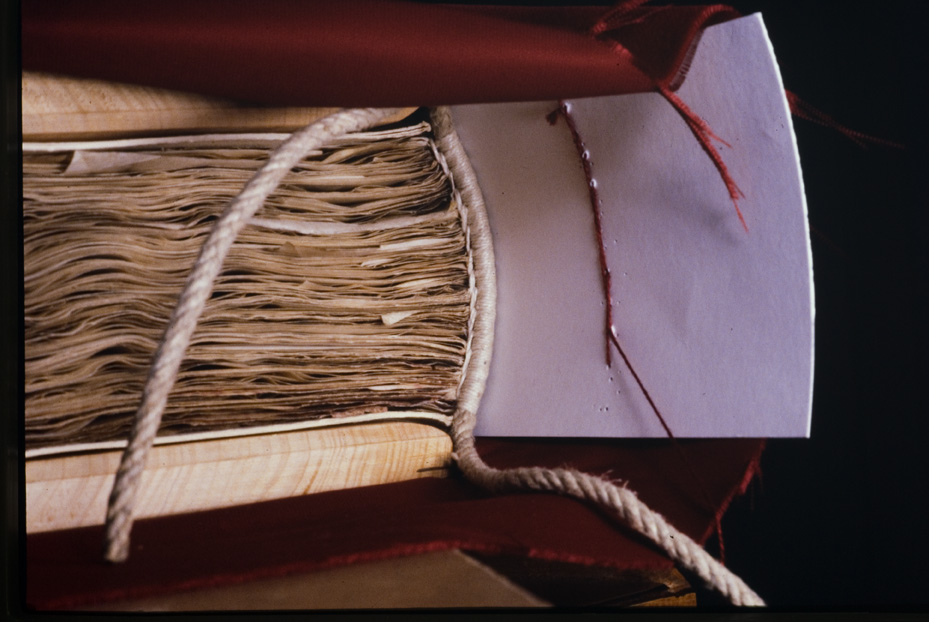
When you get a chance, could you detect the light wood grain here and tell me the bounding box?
[26,421,451,533]
[22,71,416,140]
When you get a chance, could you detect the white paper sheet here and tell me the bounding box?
[452,14,814,438]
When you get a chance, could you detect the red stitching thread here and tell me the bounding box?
[548,101,615,367]
[786,89,905,149]
[659,84,747,232]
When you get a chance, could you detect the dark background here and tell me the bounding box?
[5,0,928,613]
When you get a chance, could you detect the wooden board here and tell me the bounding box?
[22,71,416,140]
[26,420,452,533]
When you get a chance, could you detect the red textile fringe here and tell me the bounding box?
[786,89,905,149]
[658,83,747,232]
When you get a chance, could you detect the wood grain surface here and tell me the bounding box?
[22,71,415,140]
[26,420,452,533]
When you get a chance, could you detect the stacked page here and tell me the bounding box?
[25,120,469,454]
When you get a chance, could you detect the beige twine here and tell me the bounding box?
[103,106,764,607]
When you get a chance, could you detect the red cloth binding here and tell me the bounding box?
[27,438,764,610]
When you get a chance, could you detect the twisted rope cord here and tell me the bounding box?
[430,107,764,607]
[103,107,403,563]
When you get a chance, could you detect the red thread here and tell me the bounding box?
[606,328,674,439]
[810,224,851,261]
[589,0,655,36]
[658,84,747,232]
[551,100,616,367]
[589,3,749,231]
[786,89,905,149]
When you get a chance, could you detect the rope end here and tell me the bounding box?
[103,538,129,564]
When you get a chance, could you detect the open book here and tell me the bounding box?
[25,12,814,536]
[24,73,459,532]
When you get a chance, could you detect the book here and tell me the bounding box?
[23,72,458,531]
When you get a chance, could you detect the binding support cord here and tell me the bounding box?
[104,106,763,607]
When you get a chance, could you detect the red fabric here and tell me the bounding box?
[27,438,763,610]
[21,1,737,107]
